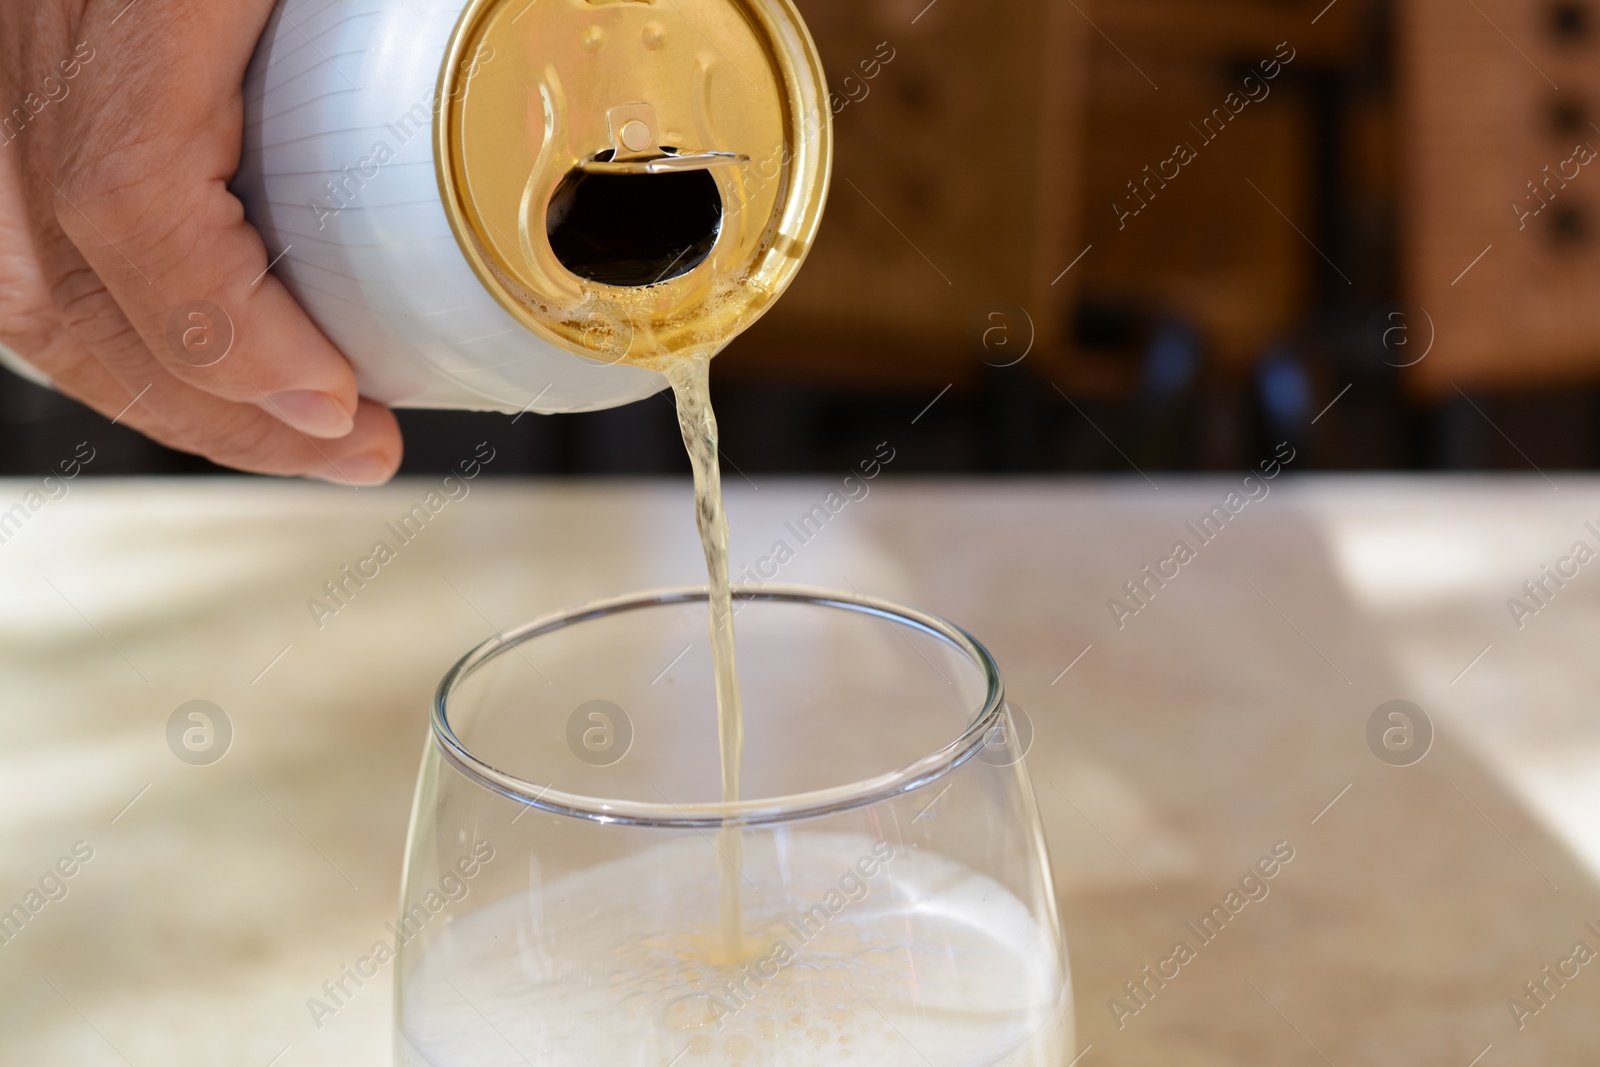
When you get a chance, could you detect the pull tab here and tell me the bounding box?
[608,102,662,161]
[579,102,749,175]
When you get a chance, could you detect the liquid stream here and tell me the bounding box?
[664,354,746,961]
[566,264,755,960]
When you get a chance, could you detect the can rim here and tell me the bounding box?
[432,0,834,363]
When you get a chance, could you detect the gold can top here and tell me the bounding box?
[435,0,832,371]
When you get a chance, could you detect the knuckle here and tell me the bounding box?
[42,352,103,398]
[0,296,58,356]
[0,274,56,358]
[54,123,163,206]
[49,268,142,350]
[199,407,300,472]
[53,142,196,255]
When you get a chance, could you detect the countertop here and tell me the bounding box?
[2,476,1598,1066]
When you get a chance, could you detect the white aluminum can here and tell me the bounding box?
[235,0,831,414]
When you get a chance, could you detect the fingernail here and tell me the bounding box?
[264,390,355,438]
[312,451,395,487]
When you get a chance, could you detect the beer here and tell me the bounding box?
[398,835,1071,1067]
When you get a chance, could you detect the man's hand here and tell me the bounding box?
[0,1,403,484]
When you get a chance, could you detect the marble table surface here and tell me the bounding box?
[1,476,1598,1066]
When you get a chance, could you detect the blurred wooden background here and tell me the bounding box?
[1404,0,1600,393]
[751,0,1600,397]
[746,0,1388,398]
[728,0,1089,390]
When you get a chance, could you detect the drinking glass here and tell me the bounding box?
[396,586,1072,1066]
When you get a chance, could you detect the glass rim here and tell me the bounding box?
[432,584,1006,829]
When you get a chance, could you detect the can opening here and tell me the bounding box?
[546,152,724,287]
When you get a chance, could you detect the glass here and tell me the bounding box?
[395,586,1072,1066]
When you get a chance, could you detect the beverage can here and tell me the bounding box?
[236,0,831,413]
